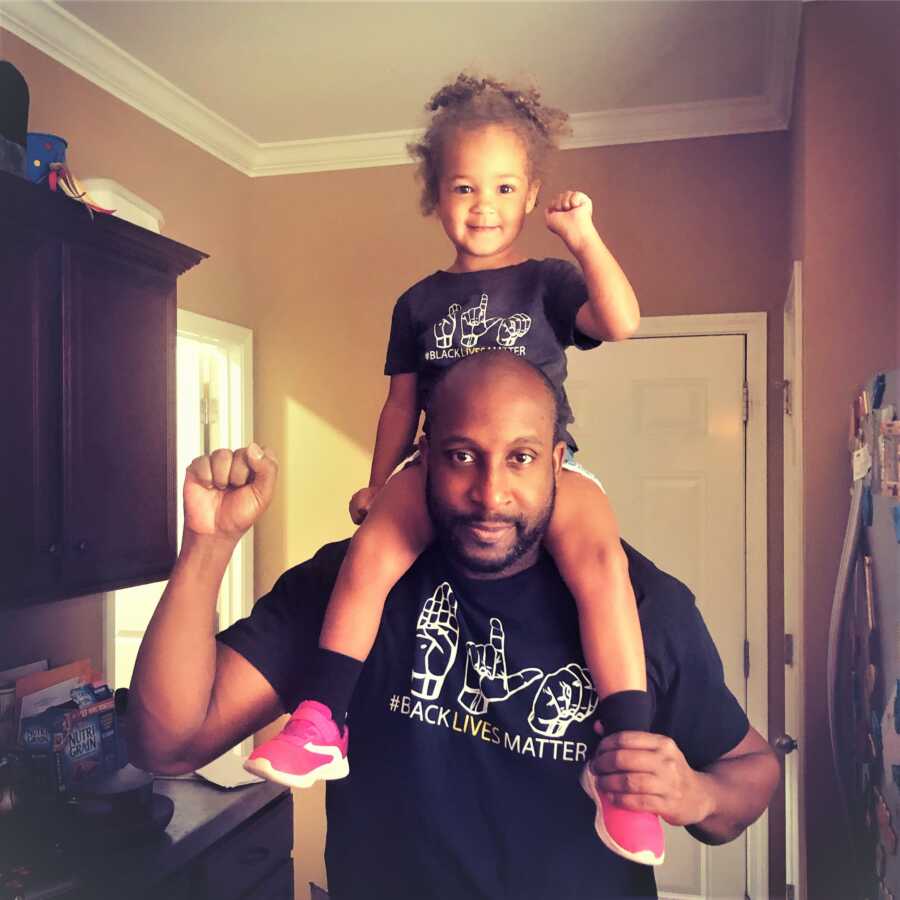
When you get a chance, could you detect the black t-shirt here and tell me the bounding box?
[218,541,749,900]
[383,259,601,448]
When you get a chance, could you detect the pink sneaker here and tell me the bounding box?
[243,700,349,789]
[580,764,665,866]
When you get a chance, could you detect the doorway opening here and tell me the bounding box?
[104,311,253,754]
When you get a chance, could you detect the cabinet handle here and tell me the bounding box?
[239,846,270,866]
[75,540,88,553]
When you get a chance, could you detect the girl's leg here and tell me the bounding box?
[545,469,646,703]
[319,463,433,660]
[245,464,433,789]
[545,469,665,865]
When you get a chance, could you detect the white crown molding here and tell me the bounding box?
[2,0,801,179]
[0,0,258,174]
[252,127,424,177]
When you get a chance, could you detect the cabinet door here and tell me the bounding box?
[61,243,177,594]
[0,226,62,604]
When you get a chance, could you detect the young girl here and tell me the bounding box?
[245,74,664,866]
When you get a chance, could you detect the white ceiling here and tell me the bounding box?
[1,1,802,177]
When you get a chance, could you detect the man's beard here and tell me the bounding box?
[425,473,555,576]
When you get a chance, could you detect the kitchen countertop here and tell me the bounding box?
[0,773,289,899]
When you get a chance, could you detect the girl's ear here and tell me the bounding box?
[526,180,541,214]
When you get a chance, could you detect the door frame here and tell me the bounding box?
[782,263,806,900]
[634,312,769,899]
[174,309,255,632]
[102,310,254,749]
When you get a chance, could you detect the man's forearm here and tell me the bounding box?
[687,747,780,845]
[128,530,237,772]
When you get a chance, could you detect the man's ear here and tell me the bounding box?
[551,441,566,478]
[526,180,541,214]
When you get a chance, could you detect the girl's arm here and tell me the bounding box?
[545,190,640,342]
[350,373,420,523]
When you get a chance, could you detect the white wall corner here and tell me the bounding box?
[764,0,803,131]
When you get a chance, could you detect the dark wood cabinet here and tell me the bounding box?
[0,171,206,606]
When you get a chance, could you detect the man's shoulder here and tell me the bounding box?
[622,541,697,622]
[273,538,350,595]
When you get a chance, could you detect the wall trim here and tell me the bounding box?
[2,1,800,177]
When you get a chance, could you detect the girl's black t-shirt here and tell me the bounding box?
[218,540,749,900]
[383,258,600,449]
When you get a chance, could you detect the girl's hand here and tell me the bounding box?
[349,485,380,524]
[545,190,598,254]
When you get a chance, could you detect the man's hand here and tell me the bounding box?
[183,443,278,541]
[349,485,379,524]
[545,190,598,255]
[587,731,714,827]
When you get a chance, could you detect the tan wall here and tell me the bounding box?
[3,25,792,896]
[791,3,900,898]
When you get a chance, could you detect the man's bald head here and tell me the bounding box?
[425,353,564,444]
[422,352,567,578]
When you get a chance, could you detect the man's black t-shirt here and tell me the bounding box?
[218,542,748,900]
[383,259,600,448]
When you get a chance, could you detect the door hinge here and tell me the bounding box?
[782,379,792,416]
[786,883,795,900]
[744,639,751,678]
[742,382,750,423]
[784,633,794,666]
[200,386,219,426]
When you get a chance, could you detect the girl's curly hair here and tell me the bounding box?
[408,73,570,215]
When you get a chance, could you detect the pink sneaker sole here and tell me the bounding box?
[579,765,665,866]
[244,744,349,789]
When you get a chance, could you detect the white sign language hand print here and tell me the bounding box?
[434,303,460,350]
[527,664,598,738]
[432,295,532,352]
[411,582,459,700]
[459,294,501,348]
[458,618,543,715]
[496,312,532,347]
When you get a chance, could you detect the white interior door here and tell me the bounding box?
[567,330,748,900]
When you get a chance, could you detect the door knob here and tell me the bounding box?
[774,734,798,754]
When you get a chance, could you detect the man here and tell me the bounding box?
[130,353,779,900]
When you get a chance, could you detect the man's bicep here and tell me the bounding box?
[714,725,772,763]
[188,643,285,769]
